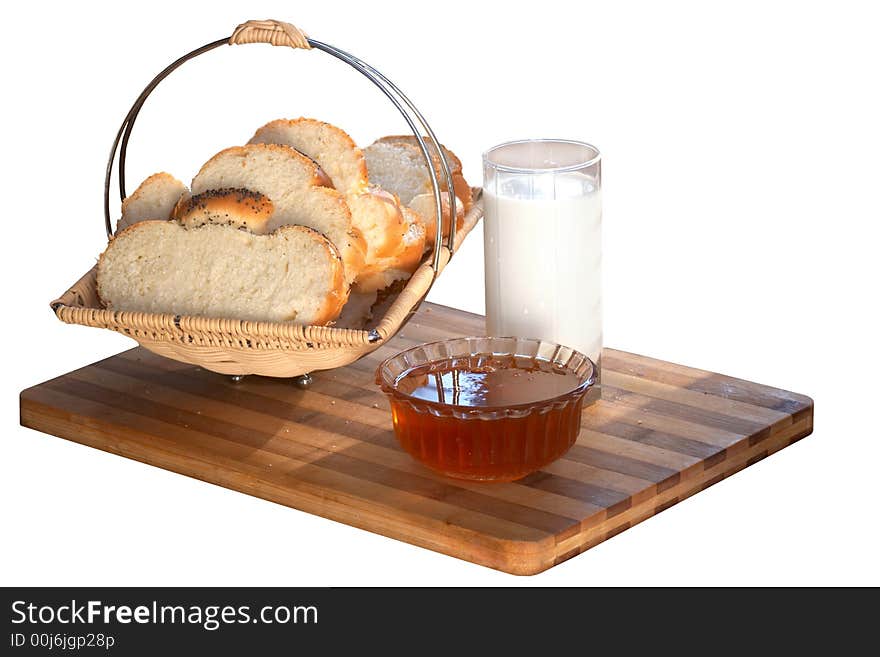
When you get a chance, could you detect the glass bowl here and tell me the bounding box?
[375,337,596,482]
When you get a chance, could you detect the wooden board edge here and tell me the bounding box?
[603,347,816,409]
[17,370,816,577]
[19,395,559,576]
[541,408,814,573]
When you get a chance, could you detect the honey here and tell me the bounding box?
[395,355,582,406]
[383,353,592,482]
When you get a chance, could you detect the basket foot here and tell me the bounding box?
[230,374,246,383]
[294,373,313,388]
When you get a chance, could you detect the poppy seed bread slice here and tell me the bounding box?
[96,221,347,325]
[172,188,275,233]
[191,143,365,283]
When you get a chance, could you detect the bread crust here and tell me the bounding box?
[118,172,188,231]
[347,186,407,261]
[376,135,464,172]
[120,172,187,214]
[250,117,369,194]
[407,191,466,248]
[353,208,426,294]
[284,225,348,325]
[395,207,427,274]
[172,188,275,233]
[193,143,328,189]
[312,164,334,189]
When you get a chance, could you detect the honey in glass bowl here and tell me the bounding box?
[375,337,596,482]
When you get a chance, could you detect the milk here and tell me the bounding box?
[483,171,602,365]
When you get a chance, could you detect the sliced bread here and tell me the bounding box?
[345,186,407,260]
[249,118,367,195]
[364,140,433,205]
[396,206,429,276]
[118,172,188,232]
[97,221,347,325]
[353,208,426,294]
[408,191,465,249]
[172,188,274,233]
[191,143,365,282]
[364,138,471,246]
[249,118,406,265]
[367,135,472,211]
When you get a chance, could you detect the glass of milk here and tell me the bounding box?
[483,139,602,374]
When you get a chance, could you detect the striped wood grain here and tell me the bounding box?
[19,303,814,575]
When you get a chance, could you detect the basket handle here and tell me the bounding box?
[229,19,311,48]
[103,19,457,280]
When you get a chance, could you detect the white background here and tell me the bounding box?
[2,0,878,586]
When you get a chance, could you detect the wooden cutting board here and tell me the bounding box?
[19,303,813,575]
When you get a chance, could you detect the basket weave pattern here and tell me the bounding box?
[53,197,482,377]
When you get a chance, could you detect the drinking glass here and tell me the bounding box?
[482,139,602,373]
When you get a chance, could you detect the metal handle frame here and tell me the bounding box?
[103,25,457,278]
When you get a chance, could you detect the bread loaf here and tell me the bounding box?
[172,188,274,233]
[191,144,365,283]
[118,172,188,232]
[353,208,426,293]
[395,207,428,277]
[364,137,471,245]
[250,118,366,195]
[408,192,465,249]
[249,118,406,265]
[364,135,473,212]
[344,187,407,260]
[364,140,433,205]
[374,135,472,213]
[96,221,347,325]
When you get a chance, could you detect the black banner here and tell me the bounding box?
[0,587,869,654]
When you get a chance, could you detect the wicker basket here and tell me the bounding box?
[51,19,483,378]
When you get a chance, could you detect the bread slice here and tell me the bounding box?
[249,118,406,266]
[172,188,274,233]
[364,138,471,247]
[250,118,368,195]
[191,143,365,282]
[396,207,428,275]
[118,172,188,232]
[377,135,465,170]
[364,140,433,205]
[367,136,472,211]
[408,191,465,249]
[353,208,426,294]
[96,221,347,325]
[345,186,407,260]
